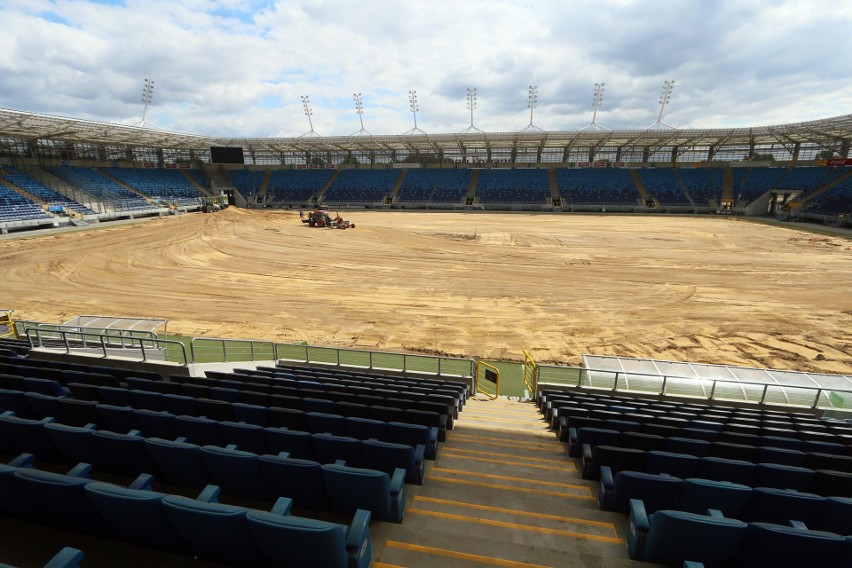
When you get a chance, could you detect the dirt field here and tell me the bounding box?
[2,208,851,373]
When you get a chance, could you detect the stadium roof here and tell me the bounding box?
[1,107,851,155]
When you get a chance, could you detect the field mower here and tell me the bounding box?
[301,207,355,229]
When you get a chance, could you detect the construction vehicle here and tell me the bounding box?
[300,207,355,229]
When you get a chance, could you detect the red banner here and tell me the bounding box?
[578,162,590,168]
[827,158,852,166]
[165,163,177,169]
[297,164,307,169]
[178,163,191,169]
[308,164,319,169]
[325,164,336,169]
[593,161,608,168]
[143,162,156,169]
[613,162,626,168]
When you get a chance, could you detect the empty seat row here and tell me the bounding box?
[0,414,407,522]
[0,455,372,567]
[599,468,852,535]
[586,444,850,497]
[571,425,852,478]
[626,500,851,568]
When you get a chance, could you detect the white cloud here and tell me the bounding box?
[0,0,850,137]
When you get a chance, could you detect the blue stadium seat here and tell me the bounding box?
[321,463,406,523]
[598,468,681,513]
[144,437,210,488]
[259,454,331,511]
[200,445,268,500]
[362,439,425,485]
[265,427,314,459]
[727,522,846,568]
[677,478,752,518]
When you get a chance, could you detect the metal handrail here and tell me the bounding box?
[536,364,852,410]
[25,328,189,366]
[190,336,276,364]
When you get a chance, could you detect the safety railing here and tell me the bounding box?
[535,364,852,410]
[189,337,277,364]
[15,321,157,345]
[522,349,537,396]
[475,361,500,399]
[25,328,189,366]
[0,310,13,339]
[274,342,476,380]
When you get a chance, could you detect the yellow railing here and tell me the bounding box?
[0,310,14,339]
[475,361,500,399]
[522,349,537,397]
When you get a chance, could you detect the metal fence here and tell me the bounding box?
[24,328,189,365]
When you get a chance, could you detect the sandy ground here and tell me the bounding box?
[2,208,851,373]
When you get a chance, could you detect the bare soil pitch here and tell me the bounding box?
[2,208,851,373]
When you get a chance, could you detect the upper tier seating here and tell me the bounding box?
[674,168,723,206]
[475,169,550,204]
[0,185,53,222]
[266,169,335,203]
[324,170,401,203]
[101,168,204,206]
[46,167,150,210]
[637,169,692,206]
[0,167,95,215]
[555,168,638,205]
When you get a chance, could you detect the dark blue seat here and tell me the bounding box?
[302,397,336,414]
[265,427,315,460]
[363,439,425,485]
[129,389,165,411]
[247,508,372,568]
[0,413,65,463]
[760,435,803,451]
[627,501,747,568]
[620,431,666,452]
[696,456,756,485]
[751,462,814,491]
[643,450,700,478]
[677,478,752,518]
[321,463,405,523]
[0,457,40,522]
[598,468,681,513]
[727,522,846,568]
[345,416,387,441]
[312,433,363,467]
[85,481,188,553]
[811,496,852,535]
[134,409,180,439]
[200,445,268,501]
[0,388,34,418]
[739,487,825,525]
[92,429,160,477]
[22,377,66,397]
[259,454,330,511]
[14,467,111,536]
[23,392,64,420]
[175,414,224,446]
[161,393,198,417]
[306,412,348,436]
[679,427,719,442]
[196,397,233,421]
[582,445,645,481]
[145,437,210,488]
[44,422,100,466]
[808,469,852,498]
[95,404,138,433]
[756,445,807,467]
[162,492,267,567]
[57,399,101,427]
[708,442,758,462]
[387,421,439,460]
[568,427,621,458]
[96,386,133,407]
[219,421,269,455]
[231,402,268,426]
[665,436,711,457]
[268,407,309,430]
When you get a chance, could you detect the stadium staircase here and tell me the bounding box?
[20,166,100,213]
[628,170,650,203]
[547,169,560,206]
[721,168,734,205]
[466,170,480,204]
[315,169,342,204]
[373,396,642,568]
[787,168,852,211]
[179,170,213,197]
[388,169,408,203]
[258,170,272,203]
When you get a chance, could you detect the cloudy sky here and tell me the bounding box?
[1,0,850,137]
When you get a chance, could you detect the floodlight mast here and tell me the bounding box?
[460,88,483,133]
[137,78,163,129]
[299,95,319,137]
[579,82,610,132]
[403,90,426,135]
[521,85,544,132]
[646,79,676,129]
[351,92,371,136]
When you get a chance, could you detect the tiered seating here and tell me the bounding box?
[46,167,149,210]
[674,168,723,206]
[430,169,472,203]
[266,169,334,203]
[475,169,550,204]
[637,169,692,206]
[227,169,265,195]
[396,169,445,202]
[801,173,852,216]
[0,454,372,567]
[324,169,401,203]
[773,166,840,196]
[184,168,207,190]
[555,168,639,205]
[101,168,204,206]
[0,185,52,222]
[731,168,788,205]
[0,167,95,215]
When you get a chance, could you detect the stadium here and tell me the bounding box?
[1,102,851,568]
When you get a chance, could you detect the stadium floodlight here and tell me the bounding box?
[351,92,371,136]
[299,95,320,137]
[137,78,164,130]
[520,85,544,132]
[579,82,610,132]
[403,90,427,135]
[459,87,484,133]
[646,80,676,130]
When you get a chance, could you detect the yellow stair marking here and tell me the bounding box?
[426,476,595,500]
[414,496,618,533]
[383,541,555,568]
[409,508,624,544]
[441,447,569,465]
[430,467,589,492]
[437,451,572,473]
[451,433,563,452]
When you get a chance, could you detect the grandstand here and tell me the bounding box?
[0,106,852,566]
